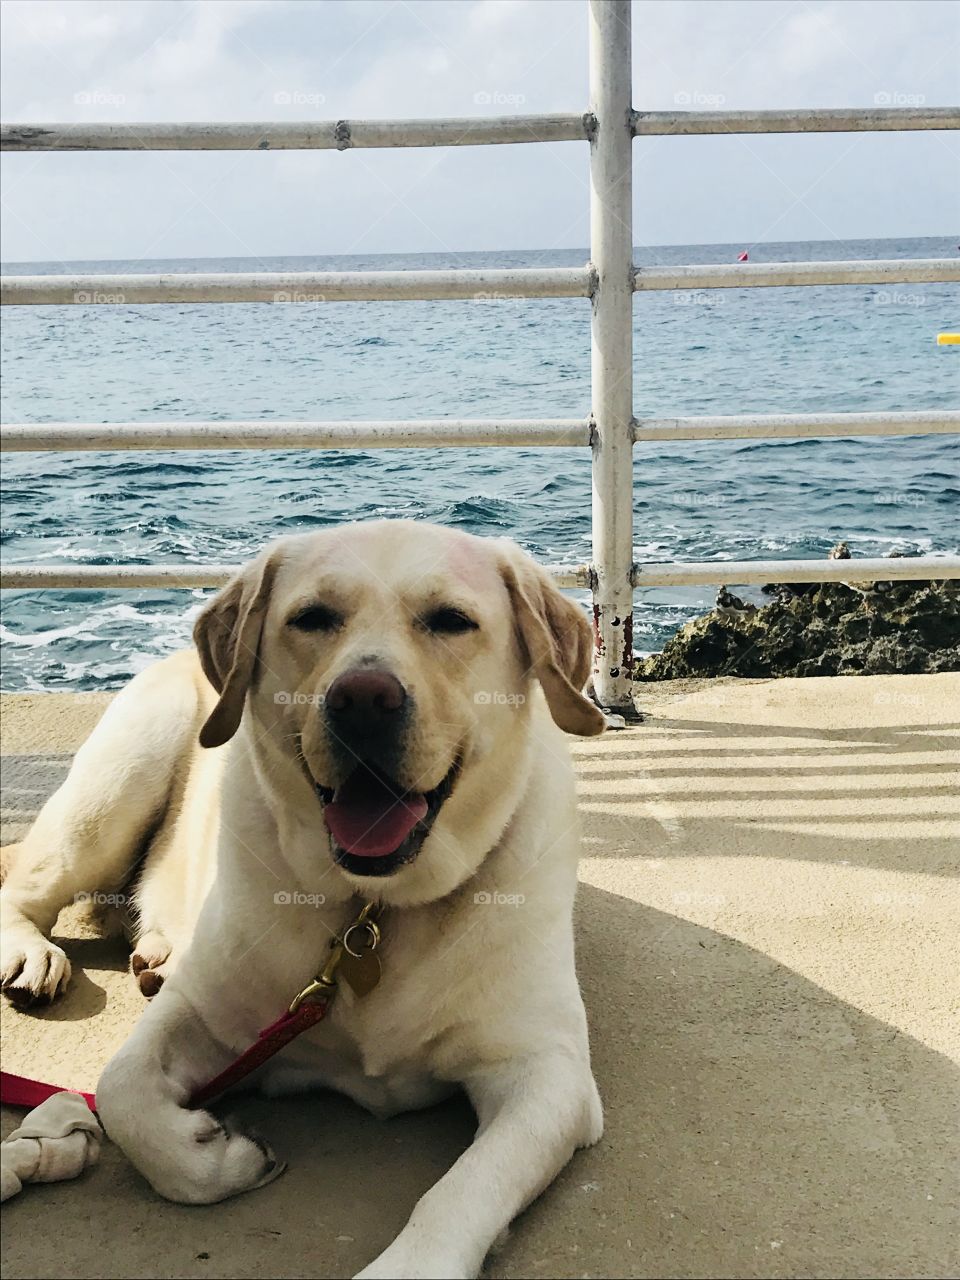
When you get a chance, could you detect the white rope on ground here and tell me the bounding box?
[1,1093,102,1202]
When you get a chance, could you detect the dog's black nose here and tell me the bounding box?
[325,666,406,739]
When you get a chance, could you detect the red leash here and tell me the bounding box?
[1,901,381,1114]
[189,997,331,1108]
[0,1071,96,1111]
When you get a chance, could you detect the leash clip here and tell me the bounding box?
[288,901,381,1014]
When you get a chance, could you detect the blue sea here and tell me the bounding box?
[1,237,958,692]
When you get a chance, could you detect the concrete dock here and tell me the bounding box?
[2,674,958,1278]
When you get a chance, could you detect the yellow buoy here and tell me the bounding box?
[937,333,960,345]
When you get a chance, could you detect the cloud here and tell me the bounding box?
[776,9,849,77]
[1,0,956,262]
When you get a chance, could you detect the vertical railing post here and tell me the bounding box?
[589,0,635,714]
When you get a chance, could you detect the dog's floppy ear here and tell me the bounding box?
[193,549,279,749]
[499,549,606,736]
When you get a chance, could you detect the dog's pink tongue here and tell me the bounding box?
[324,769,427,857]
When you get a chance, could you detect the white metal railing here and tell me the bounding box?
[2,555,950,594]
[2,106,956,151]
[3,410,958,453]
[631,106,960,134]
[633,258,959,290]
[7,412,960,453]
[0,420,592,450]
[1,0,958,712]
[0,564,592,591]
[0,267,593,305]
[0,115,593,151]
[4,258,957,305]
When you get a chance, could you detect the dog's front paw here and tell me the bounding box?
[131,930,175,998]
[98,1063,285,1205]
[0,924,71,1006]
[356,1243,474,1280]
[160,1111,285,1204]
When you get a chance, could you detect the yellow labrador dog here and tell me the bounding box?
[1,519,605,1279]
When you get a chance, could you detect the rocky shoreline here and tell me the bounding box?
[636,557,960,681]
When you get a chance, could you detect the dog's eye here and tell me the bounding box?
[288,604,342,632]
[422,607,479,635]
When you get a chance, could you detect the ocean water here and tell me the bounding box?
[1,237,957,692]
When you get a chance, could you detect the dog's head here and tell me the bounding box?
[194,520,604,901]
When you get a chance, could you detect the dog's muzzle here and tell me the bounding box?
[310,664,461,876]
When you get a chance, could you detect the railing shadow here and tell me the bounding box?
[570,711,960,876]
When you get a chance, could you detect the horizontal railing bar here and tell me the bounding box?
[632,409,960,442]
[0,566,241,589]
[2,410,955,453]
[3,557,956,592]
[633,258,959,290]
[0,563,592,591]
[0,419,592,452]
[632,556,960,587]
[632,106,960,135]
[3,106,953,152]
[0,267,594,305]
[1,115,593,152]
[4,259,954,305]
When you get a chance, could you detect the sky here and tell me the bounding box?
[0,0,958,264]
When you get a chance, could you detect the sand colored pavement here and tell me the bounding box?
[1,674,958,1278]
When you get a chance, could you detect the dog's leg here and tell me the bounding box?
[128,741,223,998]
[0,657,200,1005]
[356,1052,603,1280]
[96,982,284,1204]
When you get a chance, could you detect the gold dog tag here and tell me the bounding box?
[337,916,382,998]
[339,949,382,997]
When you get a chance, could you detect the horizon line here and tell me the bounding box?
[0,232,954,269]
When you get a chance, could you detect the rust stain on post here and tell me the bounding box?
[592,603,606,656]
[608,614,622,678]
[622,609,633,677]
